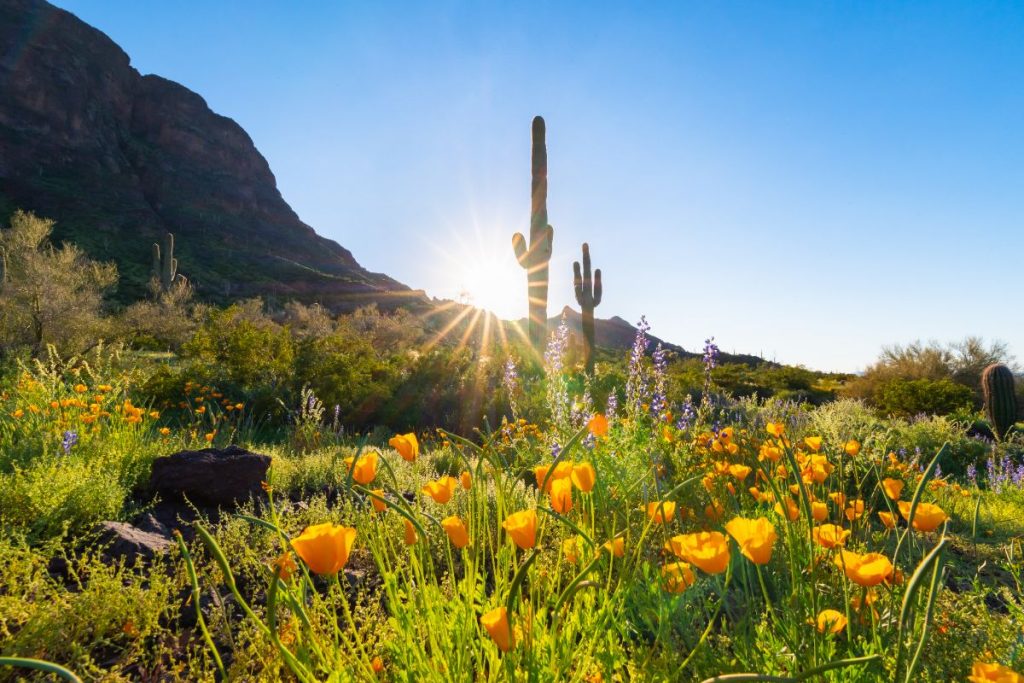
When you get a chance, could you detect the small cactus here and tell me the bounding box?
[151,232,185,293]
[981,363,1018,440]
[512,116,554,354]
[573,243,602,375]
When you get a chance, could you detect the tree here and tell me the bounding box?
[0,210,118,356]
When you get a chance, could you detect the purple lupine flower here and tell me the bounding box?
[503,356,519,418]
[966,463,977,487]
[550,441,562,460]
[675,396,696,431]
[606,392,619,421]
[650,343,668,420]
[61,430,78,455]
[544,317,570,374]
[700,336,720,410]
[625,316,651,416]
[545,316,571,429]
[702,337,720,371]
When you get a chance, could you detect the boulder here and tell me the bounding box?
[99,521,173,563]
[150,444,270,507]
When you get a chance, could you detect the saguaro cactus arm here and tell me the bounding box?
[512,224,554,269]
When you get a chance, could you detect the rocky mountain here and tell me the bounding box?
[541,305,689,356]
[0,0,425,309]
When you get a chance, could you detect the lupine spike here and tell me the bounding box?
[512,116,554,353]
[573,242,602,375]
[981,363,1018,440]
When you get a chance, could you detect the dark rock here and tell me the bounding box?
[133,500,209,541]
[985,591,1010,614]
[150,444,270,508]
[99,521,173,563]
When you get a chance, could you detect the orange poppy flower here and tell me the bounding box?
[502,510,537,550]
[834,550,894,587]
[662,561,696,593]
[441,516,470,548]
[882,478,904,500]
[571,462,596,492]
[343,451,379,485]
[421,476,458,504]
[897,501,947,532]
[665,531,730,574]
[480,606,514,652]
[290,523,357,576]
[550,477,573,514]
[725,516,777,565]
[812,524,850,549]
[646,500,676,524]
[389,433,419,461]
[403,518,418,545]
[815,609,848,634]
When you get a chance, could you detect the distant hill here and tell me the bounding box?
[504,305,772,364]
[0,0,425,310]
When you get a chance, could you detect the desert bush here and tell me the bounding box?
[843,337,1018,417]
[873,377,977,418]
[0,210,118,357]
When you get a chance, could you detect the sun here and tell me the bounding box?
[454,253,524,320]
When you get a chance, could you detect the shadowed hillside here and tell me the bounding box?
[0,0,425,310]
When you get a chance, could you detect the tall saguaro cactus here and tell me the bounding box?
[982,363,1018,440]
[151,231,184,293]
[513,116,554,353]
[573,242,602,375]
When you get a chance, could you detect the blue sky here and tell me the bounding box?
[55,1,1024,372]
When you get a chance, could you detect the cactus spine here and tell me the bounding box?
[151,232,184,293]
[982,363,1018,440]
[573,243,602,375]
[512,116,554,353]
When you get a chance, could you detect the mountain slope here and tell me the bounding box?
[0,0,424,309]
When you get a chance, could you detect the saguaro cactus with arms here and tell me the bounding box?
[573,242,602,375]
[512,116,554,353]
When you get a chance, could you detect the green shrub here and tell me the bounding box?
[874,377,976,418]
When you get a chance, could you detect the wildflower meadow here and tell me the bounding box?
[0,318,1022,682]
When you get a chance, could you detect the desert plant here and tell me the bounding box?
[573,243,602,375]
[0,210,117,356]
[512,116,554,355]
[981,363,1018,440]
[151,231,187,294]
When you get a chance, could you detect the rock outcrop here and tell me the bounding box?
[149,444,271,507]
[0,0,426,310]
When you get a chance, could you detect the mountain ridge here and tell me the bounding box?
[0,0,424,310]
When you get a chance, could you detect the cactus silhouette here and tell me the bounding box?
[573,243,602,375]
[982,363,1018,440]
[151,232,185,293]
[512,116,554,353]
